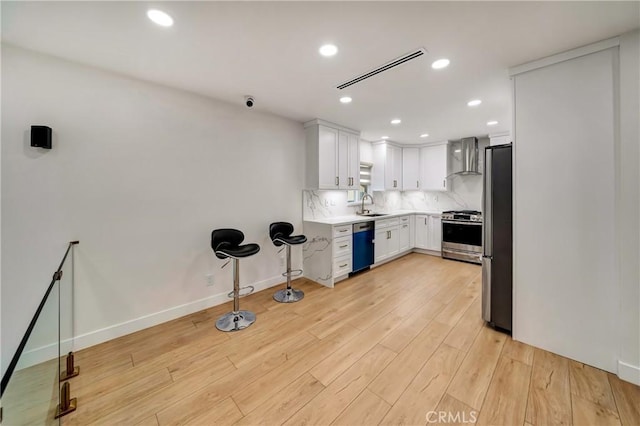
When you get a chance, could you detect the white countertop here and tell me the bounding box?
[303,210,442,226]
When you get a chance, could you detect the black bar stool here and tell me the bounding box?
[211,229,260,332]
[269,222,307,303]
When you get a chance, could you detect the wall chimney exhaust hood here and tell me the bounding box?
[457,137,480,175]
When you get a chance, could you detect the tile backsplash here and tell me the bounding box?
[303,174,483,220]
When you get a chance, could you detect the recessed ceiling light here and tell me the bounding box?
[487,120,498,126]
[319,44,338,57]
[381,136,389,140]
[431,59,450,69]
[391,119,401,125]
[340,96,352,104]
[467,99,482,107]
[147,9,174,27]
[420,133,429,138]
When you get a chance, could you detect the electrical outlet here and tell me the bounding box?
[279,256,285,267]
[324,199,329,207]
[206,274,214,286]
[330,199,336,206]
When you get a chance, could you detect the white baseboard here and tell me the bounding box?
[618,360,640,385]
[15,275,285,370]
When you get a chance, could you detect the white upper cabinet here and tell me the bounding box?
[420,142,448,191]
[347,132,360,188]
[305,120,360,189]
[318,125,339,188]
[489,132,511,146]
[402,147,420,190]
[372,142,403,191]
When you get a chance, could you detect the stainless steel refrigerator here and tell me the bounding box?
[482,143,513,332]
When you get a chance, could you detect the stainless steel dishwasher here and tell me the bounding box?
[352,222,375,272]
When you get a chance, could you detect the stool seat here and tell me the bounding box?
[216,243,260,259]
[273,235,307,246]
[270,222,307,247]
[212,229,261,259]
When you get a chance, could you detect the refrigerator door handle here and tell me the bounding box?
[483,148,493,257]
[482,256,492,322]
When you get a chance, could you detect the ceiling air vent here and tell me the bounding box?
[337,48,427,90]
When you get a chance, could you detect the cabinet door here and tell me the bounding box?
[318,126,339,189]
[347,133,360,188]
[402,147,420,190]
[393,145,403,190]
[420,143,448,191]
[384,145,396,190]
[337,131,349,189]
[428,215,442,252]
[374,228,388,263]
[387,227,400,257]
[414,215,429,249]
[399,222,411,252]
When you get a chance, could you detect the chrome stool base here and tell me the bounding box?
[215,310,256,332]
[273,288,304,303]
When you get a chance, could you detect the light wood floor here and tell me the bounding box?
[58,253,638,426]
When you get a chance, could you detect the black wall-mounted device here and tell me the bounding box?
[31,126,52,149]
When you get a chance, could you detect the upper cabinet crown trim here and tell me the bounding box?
[303,119,360,135]
[371,140,448,148]
[509,36,620,77]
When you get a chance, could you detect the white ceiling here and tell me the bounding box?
[2,1,638,144]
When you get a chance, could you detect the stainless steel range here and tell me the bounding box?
[441,210,483,264]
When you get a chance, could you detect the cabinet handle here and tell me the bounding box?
[425,218,427,225]
[339,263,348,268]
[443,179,446,188]
[387,231,391,239]
[339,244,348,248]
[417,180,419,188]
[339,229,348,233]
[350,177,354,186]
[403,225,408,228]
[393,180,397,188]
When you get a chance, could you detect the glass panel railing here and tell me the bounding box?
[2,284,60,426]
[1,241,79,425]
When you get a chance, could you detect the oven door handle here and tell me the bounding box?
[442,220,482,225]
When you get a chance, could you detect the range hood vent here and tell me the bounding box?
[458,137,480,175]
[337,48,426,90]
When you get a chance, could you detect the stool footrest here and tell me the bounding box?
[227,285,255,299]
[281,269,303,278]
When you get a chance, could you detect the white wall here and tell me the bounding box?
[617,30,640,384]
[512,34,640,383]
[1,45,306,374]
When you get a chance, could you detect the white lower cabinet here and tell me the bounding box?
[414,215,429,249]
[332,225,352,277]
[333,255,352,277]
[399,216,411,252]
[374,217,402,264]
[427,214,442,252]
[374,228,388,264]
[414,214,442,252]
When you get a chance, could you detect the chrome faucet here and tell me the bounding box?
[359,193,374,215]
